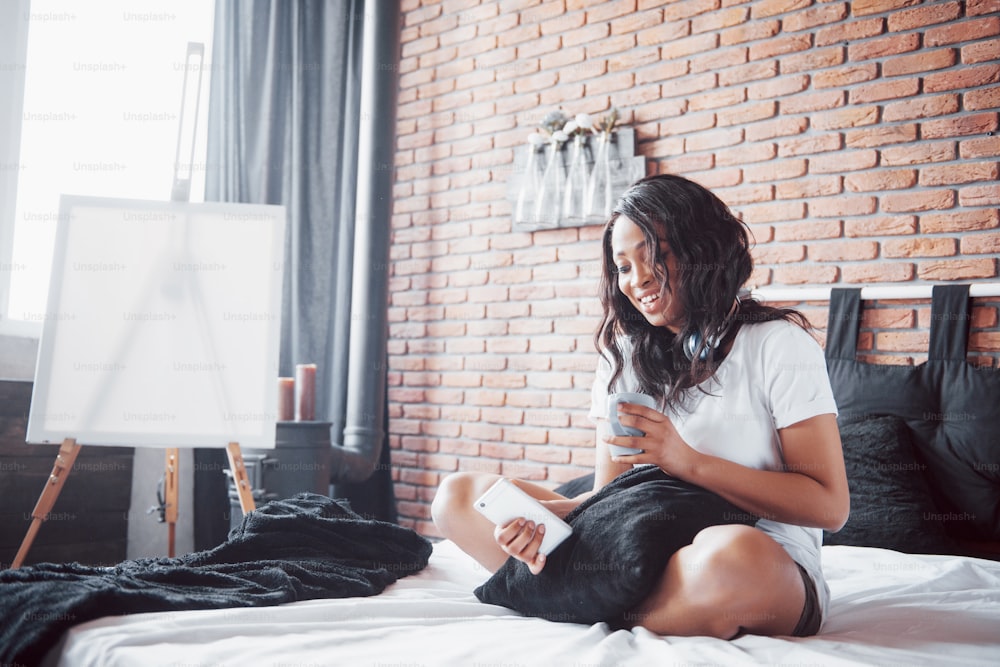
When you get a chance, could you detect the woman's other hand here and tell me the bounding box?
[607,401,701,478]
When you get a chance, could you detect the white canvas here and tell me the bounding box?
[26,195,286,449]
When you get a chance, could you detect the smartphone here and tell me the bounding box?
[473,478,572,556]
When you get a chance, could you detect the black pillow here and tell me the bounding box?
[823,414,959,554]
[474,466,758,625]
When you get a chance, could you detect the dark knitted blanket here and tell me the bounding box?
[0,493,432,666]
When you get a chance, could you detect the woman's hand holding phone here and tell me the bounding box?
[493,518,547,575]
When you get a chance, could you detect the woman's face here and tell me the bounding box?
[610,216,684,332]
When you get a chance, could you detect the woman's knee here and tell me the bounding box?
[631,525,800,636]
[430,471,492,535]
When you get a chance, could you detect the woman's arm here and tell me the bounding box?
[609,409,850,531]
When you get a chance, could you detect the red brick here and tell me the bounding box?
[612,7,665,34]
[960,183,1000,207]
[844,169,917,192]
[687,127,744,151]
[738,200,806,224]
[816,17,884,46]
[773,220,842,241]
[666,111,717,136]
[748,33,812,60]
[965,39,1000,66]
[809,195,877,218]
[884,94,960,122]
[663,32,720,60]
[882,189,956,213]
[636,19,691,46]
[885,49,957,78]
[920,209,999,233]
[813,63,878,89]
[718,101,777,127]
[744,158,807,183]
[883,237,957,258]
[720,19,780,46]
[848,33,920,61]
[812,105,879,131]
[861,307,916,329]
[921,162,999,186]
[844,216,917,237]
[660,152,715,174]
[881,140,955,166]
[584,71,635,96]
[841,262,915,283]
[778,133,842,157]
[926,16,1000,46]
[876,331,930,354]
[585,0,638,22]
[917,258,997,280]
[969,0,1000,18]
[752,0,811,19]
[688,86,747,111]
[961,135,1000,160]
[747,74,809,100]
[716,183,774,205]
[716,142,779,166]
[752,243,805,264]
[809,150,878,174]
[849,78,920,104]
[691,6,747,34]
[923,112,999,140]
[845,124,918,148]
[965,86,1000,112]
[782,47,846,74]
[887,1,962,32]
[775,176,842,199]
[809,240,878,262]
[746,117,808,142]
[961,233,1000,255]
[781,90,845,114]
[925,64,1000,92]
[772,264,840,285]
[693,47,751,76]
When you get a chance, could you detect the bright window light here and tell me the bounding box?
[8,0,215,322]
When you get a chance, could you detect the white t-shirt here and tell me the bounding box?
[588,318,839,619]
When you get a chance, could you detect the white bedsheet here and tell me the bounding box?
[49,541,1000,667]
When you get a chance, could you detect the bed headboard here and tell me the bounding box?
[755,283,1000,556]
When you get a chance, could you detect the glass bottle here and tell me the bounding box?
[514,144,543,226]
[561,133,590,221]
[585,131,613,220]
[533,140,566,227]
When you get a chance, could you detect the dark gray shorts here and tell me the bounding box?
[791,562,822,637]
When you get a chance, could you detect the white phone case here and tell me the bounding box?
[473,478,572,556]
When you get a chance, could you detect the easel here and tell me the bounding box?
[11,441,255,569]
[11,42,260,569]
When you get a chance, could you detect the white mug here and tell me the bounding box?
[606,391,658,456]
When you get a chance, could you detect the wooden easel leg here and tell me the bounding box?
[226,442,256,515]
[164,448,180,557]
[11,438,82,569]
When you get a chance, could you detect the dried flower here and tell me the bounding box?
[595,107,619,134]
[539,109,568,136]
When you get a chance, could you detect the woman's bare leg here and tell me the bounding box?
[627,524,807,638]
[431,471,565,572]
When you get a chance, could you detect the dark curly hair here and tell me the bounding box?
[594,173,809,410]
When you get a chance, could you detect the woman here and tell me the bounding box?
[432,174,849,638]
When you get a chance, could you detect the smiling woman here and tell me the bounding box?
[0,0,215,329]
[434,173,849,639]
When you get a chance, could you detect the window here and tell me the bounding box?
[1,0,215,333]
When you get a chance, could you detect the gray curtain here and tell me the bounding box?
[205,0,359,426]
[196,0,397,545]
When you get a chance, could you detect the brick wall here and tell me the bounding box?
[389,0,1000,534]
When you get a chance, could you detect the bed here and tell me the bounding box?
[45,538,1000,666]
[28,284,1000,665]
